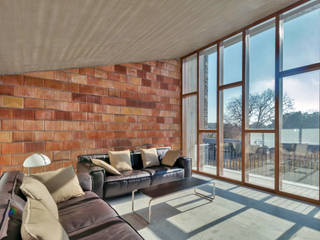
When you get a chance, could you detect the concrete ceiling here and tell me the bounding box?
[0,0,299,75]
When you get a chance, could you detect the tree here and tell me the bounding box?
[225,89,294,128]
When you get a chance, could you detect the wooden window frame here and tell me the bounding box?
[181,0,320,205]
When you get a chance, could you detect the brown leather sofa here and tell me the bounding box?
[0,171,143,240]
[77,147,192,198]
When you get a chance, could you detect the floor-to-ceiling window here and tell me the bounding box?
[182,0,320,203]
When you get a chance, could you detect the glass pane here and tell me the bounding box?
[222,33,242,85]
[182,54,197,94]
[199,46,217,129]
[282,1,320,70]
[221,86,242,180]
[248,20,275,129]
[280,70,320,200]
[182,95,197,170]
[199,133,217,175]
[246,133,275,189]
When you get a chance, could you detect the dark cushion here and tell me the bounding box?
[59,197,118,234]
[143,166,184,185]
[68,217,143,240]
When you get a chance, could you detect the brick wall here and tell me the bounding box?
[0,60,181,174]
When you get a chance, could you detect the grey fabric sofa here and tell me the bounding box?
[77,147,192,198]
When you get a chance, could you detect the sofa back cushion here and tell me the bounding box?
[20,176,59,219]
[32,166,85,203]
[21,198,69,240]
[108,150,132,171]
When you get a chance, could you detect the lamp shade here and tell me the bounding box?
[23,153,51,168]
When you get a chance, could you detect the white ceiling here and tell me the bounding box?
[0,0,299,75]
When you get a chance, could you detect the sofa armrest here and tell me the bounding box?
[175,156,192,178]
[77,172,92,192]
[77,162,105,198]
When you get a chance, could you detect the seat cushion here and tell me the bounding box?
[143,166,184,185]
[104,170,151,198]
[68,217,143,240]
[59,198,118,234]
[57,191,100,211]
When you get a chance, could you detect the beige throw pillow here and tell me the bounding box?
[108,150,132,171]
[141,148,160,168]
[162,150,181,167]
[91,159,121,175]
[32,166,84,203]
[20,176,58,219]
[21,198,69,240]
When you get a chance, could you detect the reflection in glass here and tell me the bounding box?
[221,87,242,180]
[248,19,275,129]
[222,33,242,85]
[280,70,320,200]
[182,95,197,170]
[182,54,197,94]
[199,46,217,129]
[282,1,320,70]
[199,133,217,175]
[246,133,275,189]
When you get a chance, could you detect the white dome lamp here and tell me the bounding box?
[23,153,51,175]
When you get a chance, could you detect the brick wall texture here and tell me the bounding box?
[0,59,181,174]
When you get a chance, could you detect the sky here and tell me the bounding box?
[205,5,320,124]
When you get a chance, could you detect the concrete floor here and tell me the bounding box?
[108,174,320,240]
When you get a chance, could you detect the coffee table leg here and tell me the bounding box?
[132,189,137,212]
[148,198,153,223]
[194,182,216,201]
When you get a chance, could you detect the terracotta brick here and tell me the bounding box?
[0,85,14,95]
[71,112,87,121]
[45,121,63,131]
[44,79,67,91]
[2,142,24,154]
[96,65,114,72]
[0,131,12,143]
[24,76,44,87]
[24,71,55,80]
[23,120,44,131]
[53,151,70,160]
[35,110,54,120]
[54,111,71,120]
[0,155,11,165]
[0,75,24,85]
[13,132,33,142]
[13,109,34,120]
[94,69,108,79]
[0,96,24,108]
[34,131,54,141]
[24,98,44,109]
[24,142,45,153]
[2,120,24,130]
[86,95,101,104]
[71,74,87,84]
[0,109,13,119]
[79,68,95,76]
[114,65,127,74]
[101,97,125,106]
[72,93,87,102]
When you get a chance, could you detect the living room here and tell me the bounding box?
[0,0,320,239]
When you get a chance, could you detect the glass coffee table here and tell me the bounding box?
[131,177,215,223]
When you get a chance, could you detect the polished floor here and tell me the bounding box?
[108,174,320,240]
